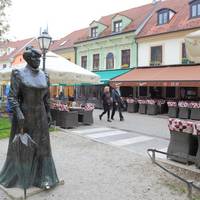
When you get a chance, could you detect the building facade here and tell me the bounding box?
[137,0,200,67]
[75,32,137,71]
[110,0,200,101]
[137,29,199,67]
[74,3,155,72]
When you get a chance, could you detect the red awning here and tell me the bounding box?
[110,65,200,87]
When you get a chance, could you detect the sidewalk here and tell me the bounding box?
[0,131,197,200]
[93,109,170,140]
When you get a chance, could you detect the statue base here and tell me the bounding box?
[0,180,64,200]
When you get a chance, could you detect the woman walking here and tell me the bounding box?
[99,86,112,122]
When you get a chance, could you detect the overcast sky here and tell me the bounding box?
[7,0,153,40]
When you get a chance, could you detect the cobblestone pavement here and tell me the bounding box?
[0,131,197,200]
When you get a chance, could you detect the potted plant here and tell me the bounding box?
[190,102,200,120]
[195,123,200,168]
[178,101,190,119]
[127,98,138,113]
[79,103,95,125]
[167,118,197,164]
[167,101,178,118]
[147,99,158,115]
[138,99,147,114]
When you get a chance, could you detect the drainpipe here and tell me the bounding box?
[136,41,138,68]
[74,47,77,64]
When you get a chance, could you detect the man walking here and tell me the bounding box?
[111,84,124,121]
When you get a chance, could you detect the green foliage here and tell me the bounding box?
[0,0,12,39]
[0,117,11,139]
[0,117,55,139]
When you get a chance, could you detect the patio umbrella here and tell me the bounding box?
[11,130,37,199]
[0,52,100,84]
[185,30,200,63]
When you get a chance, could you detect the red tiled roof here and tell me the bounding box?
[137,0,200,39]
[50,28,89,51]
[0,38,39,62]
[76,3,155,43]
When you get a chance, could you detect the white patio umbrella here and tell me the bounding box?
[0,52,100,84]
[185,30,200,63]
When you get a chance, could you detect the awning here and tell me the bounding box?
[110,65,200,87]
[95,69,130,84]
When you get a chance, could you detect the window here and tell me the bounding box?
[150,46,162,66]
[180,87,198,100]
[166,87,176,98]
[149,87,162,98]
[113,21,122,33]
[157,9,175,25]
[91,27,98,38]
[81,56,87,69]
[93,54,99,71]
[121,49,130,68]
[106,53,114,69]
[182,43,193,64]
[190,0,200,18]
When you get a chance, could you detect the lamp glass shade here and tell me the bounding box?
[38,31,52,52]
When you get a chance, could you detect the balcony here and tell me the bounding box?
[182,58,194,65]
[150,61,161,66]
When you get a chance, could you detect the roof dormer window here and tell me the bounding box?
[157,9,175,25]
[113,20,122,33]
[91,27,98,38]
[190,0,200,18]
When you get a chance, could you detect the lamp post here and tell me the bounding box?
[38,30,52,71]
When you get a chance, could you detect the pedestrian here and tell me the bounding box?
[111,84,124,121]
[58,91,65,101]
[99,86,112,122]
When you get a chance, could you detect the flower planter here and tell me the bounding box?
[194,124,200,168]
[50,109,57,122]
[190,108,200,120]
[127,103,138,113]
[56,110,62,127]
[138,104,147,114]
[195,135,200,168]
[190,102,200,120]
[59,111,78,129]
[167,119,197,164]
[147,104,158,115]
[168,107,178,118]
[178,107,190,119]
[79,110,94,125]
[167,131,197,164]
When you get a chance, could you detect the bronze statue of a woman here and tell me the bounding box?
[0,47,59,189]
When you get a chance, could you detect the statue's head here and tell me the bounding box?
[23,46,41,69]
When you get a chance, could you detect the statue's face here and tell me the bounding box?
[28,54,41,69]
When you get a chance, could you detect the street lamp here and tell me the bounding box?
[38,30,52,71]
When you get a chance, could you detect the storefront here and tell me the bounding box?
[76,69,130,108]
[110,65,200,100]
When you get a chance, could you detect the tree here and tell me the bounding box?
[0,0,11,40]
